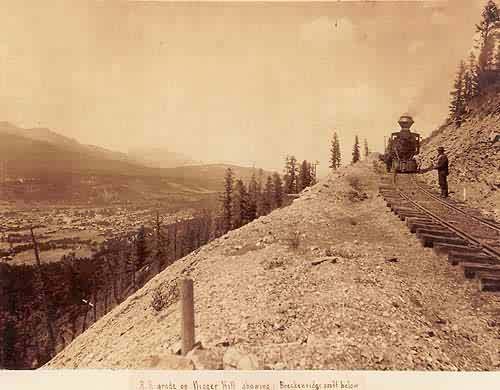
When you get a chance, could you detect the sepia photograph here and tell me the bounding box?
[0,0,499,386]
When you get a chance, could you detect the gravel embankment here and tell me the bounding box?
[46,161,500,370]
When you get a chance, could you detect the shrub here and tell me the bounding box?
[347,174,362,191]
[151,287,167,312]
[150,282,179,312]
[286,231,301,251]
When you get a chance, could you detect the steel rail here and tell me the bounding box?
[411,176,500,233]
[395,177,500,261]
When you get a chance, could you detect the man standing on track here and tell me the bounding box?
[435,146,449,198]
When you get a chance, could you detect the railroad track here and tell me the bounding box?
[379,174,500,292]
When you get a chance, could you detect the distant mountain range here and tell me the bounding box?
[0,122,271,200]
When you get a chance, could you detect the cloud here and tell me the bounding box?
[300,16,356,47]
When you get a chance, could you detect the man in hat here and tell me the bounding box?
[434,146,449,197]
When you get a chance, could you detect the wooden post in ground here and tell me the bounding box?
[180,278,195,355]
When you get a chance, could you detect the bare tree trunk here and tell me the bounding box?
[30,228,56,358]
[71,314,77,341]
[104,289,108,314]
[82,307,89,333]
[173,222,178,260]
[92,290,98,322]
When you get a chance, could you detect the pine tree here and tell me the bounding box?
[272,172,284,208]
[329,132,341,170]
[335,134,341,168]
[470,51,480,95]
[221,167,234,232]
[282,156,290,194]
[284,155,298,193]
[155,211,166,270]
[256,168,264,217]
[135,225,148,271]
[232,179,250,228]
[363,138,369,159]
[352,135,360,164]
[310,161,318,185]
[2,321,17,369]
[297,160,312,192]
[449,60,467,127]
[463,69,472,103]
[262,176,274,215]
[464,52,480,102]
[477,1,499,41]
[496,33,500,70]
[247,173,258,221]
[476,0,500,89]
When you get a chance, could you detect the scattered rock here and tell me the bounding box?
[306,334,321,346]
[222,347,260,370]
[144,354,194,370]
[169,341,182,355]
[311,257,337,266]
[187,347,224,370]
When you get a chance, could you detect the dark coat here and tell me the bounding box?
[435,153,448,176]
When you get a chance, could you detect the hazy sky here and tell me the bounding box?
[0,1,487,173]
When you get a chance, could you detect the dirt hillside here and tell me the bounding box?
[45,160,500,370]
[418,85,500,221]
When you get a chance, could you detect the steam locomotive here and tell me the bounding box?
[384,114,421,173]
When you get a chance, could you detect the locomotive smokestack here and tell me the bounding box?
[398,114,414,131]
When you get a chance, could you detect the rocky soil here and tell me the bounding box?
[45,159,500,371]
[418,85,500,221]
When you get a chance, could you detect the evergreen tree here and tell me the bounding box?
[272,172,284,208]
[284,155,298,193]
[2,321,17,369]
[135,225,148,271]
[298,160,312,192]
[310,162,318,185]
[256,168,264,217]
[484,33,497,71]
[352,135,360,164]
[463,69,472,103]
[363,138,369,159]
[221,167,234,232]
[475,0,500,88]
[232,179,250,228]
[469,51,480,95]
[335,134,341,168]
[464,52,479,101]
[247,173,258,221]
[155,211,166,270]
[282,156,290,194]
[262,176,274,215]
[496,33,500,70]
[449,60,467,127]
[329,132,341,170]
[476,1,499,45]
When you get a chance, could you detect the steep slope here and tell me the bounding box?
[418,84,500,220]
[46,160,500,370]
